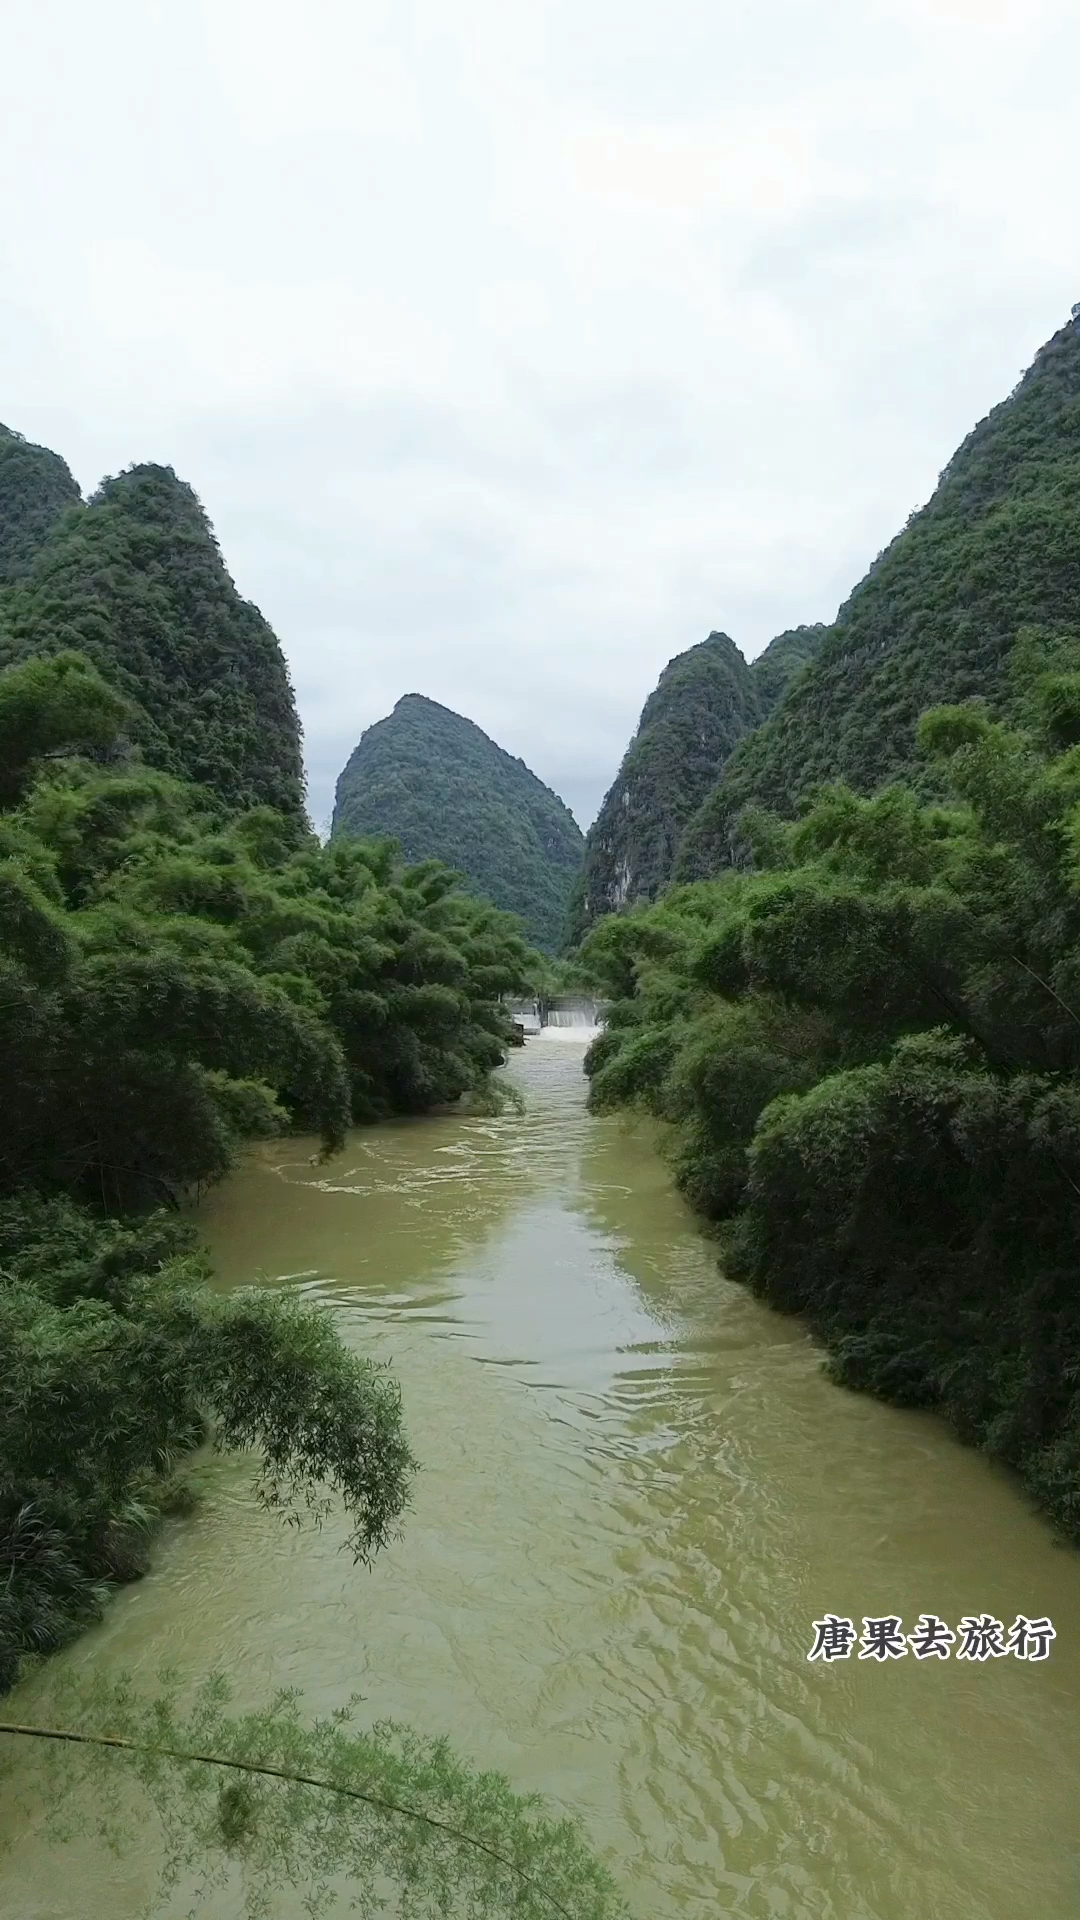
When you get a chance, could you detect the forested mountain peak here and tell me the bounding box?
[569,630,763,939]
[750,624,829,717]
[0,422,81,585]
[677,306,1080,877]
[331,692,584,952]
[90,460,224,536]
[0,449,305,820]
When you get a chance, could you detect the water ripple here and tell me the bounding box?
[3,1037,1078,1920]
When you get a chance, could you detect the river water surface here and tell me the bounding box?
[3,1036,1079,1917]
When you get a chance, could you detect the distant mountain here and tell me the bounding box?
[568,632,761,939]
[0,423,80,585]
[677,310,1080,878]
[331,694,584,951]
[0,459,305,820]
[568,626,830,940]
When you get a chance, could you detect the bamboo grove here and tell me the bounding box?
[580,629,1080,1541]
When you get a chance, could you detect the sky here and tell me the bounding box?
[1,1,1077,832]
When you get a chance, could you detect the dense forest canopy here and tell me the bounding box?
[0,422,80,586]
[0,462,306,820]
[677,312,1080,878]
[750,624,829,719]
[570,625,829,941]
[331,692,584,953]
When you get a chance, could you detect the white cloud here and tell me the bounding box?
[0,0,1075,828]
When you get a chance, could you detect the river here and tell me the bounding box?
[3,1035,1079,1917]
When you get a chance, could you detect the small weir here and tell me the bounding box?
[504,994,605,1039]
[544,994,604,1030]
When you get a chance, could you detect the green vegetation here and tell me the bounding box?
[0,424,80,586]
[0,1673,626,1918]
[0,425,620,1911]
[0,637,535,1686]
[580,624,1080,1540]
[583,321,1080,1559]
[0,462,306,819]
[678,313,1080,878]
[570,633,760,939]
[0,1201,415,1691]
[750,623,828,719]
[332,693,584,953]
[570,626,829,943]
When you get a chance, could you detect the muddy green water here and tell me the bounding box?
[3,1037,1079,1917]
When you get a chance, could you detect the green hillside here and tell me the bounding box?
[750,623,829,718]
[331,693,584,952]
[570,625,830,941]
[0,423,80,585]
[678,312,1080,877]
[0,461,305,820]
[569,633,760,939]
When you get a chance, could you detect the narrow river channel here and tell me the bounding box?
[3,1036,1079,1917]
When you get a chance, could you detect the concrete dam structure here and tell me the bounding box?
[505,995,606,1040]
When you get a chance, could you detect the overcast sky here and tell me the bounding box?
[1,0,1076,830]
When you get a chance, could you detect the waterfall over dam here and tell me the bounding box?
[504,995,605,1040]
[545,996,604,1028]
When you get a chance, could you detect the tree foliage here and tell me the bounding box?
[0,1201,416,1691]
[0,1672,626,1919]
[579,632,1080,1541]
[332,695,584,956]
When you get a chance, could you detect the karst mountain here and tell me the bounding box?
[331,693,584,952]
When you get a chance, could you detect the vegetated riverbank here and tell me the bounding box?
[4,1035,1079,1920]
[0,434,621,1910]
[578,633,1080,1544]
[0,653,632,1912]
[0,645,542,1693]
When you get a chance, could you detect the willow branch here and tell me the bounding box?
[0,1721,579,1920]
